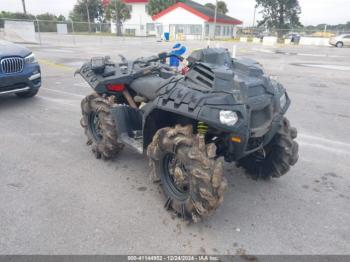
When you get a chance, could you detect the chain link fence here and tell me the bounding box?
[0,18,157,45]
[1,18,349,46]
[237,27,350,40]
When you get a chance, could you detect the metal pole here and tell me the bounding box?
[252,5,257,38]
[213,0,218,40]
[252,6,257,27]
[36,17,42,45]
[71,20,76,45]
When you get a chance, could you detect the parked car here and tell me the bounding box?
[329,34,350,48]
[286,33,301,44]
[0,40,41,97]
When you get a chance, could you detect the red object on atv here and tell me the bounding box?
[181,66,190,75]
[106,83,125,92]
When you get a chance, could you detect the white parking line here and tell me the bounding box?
[253,48,344,58]
[298,53,343,58]
[298,134,350,155]
[298,63,350,71]
[41,88,85,99]
[38,96,80,107]
[73,83,89,88]
[252,48,275,54]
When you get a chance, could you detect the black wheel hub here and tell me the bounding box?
[161,153,190,202]
[88,111,103,142]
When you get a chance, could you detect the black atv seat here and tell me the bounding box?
[130,75,176,101]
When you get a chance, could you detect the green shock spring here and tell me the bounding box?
[197,122,208,135]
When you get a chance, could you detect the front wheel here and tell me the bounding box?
[336,42,344,48]
[147,125,228,222]
[237,118,299,179]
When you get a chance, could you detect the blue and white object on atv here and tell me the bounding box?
[169,43,186,68]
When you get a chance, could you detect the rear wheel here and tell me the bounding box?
[237,118,299,179]
[336,42,344,48]
[80,93,124,159]
[16,88,39,98]
[147,125,228,222]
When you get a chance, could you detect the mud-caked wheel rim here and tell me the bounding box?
[161,153,190,202]
[88,111,103,142]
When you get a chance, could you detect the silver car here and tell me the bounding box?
[329,34,350,48]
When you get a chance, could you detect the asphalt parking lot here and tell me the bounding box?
[0,36,350,255]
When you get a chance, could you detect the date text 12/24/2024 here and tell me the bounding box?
[127,256,220,261]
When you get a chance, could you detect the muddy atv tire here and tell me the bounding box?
[238,118,299,179]
[147,125,228,222]
[80,93,124,159]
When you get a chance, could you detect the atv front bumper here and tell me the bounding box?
[198,93,291,161]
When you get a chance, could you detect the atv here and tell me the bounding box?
[76,48,299,222]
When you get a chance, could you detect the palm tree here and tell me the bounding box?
[146,0,177,16]
[106,0,131,36]
[84,0,92,33]
[21,0,27,14]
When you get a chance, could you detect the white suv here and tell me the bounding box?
[329,34,350,48]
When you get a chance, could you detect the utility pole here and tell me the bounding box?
[21,0,27,14]
[115,0,119,36]
[252,5,257,28]
[85,0,92,33]
[213,0,218,39]
[252,5,257,38]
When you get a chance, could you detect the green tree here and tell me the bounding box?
[146,0,179,16]
[70,0,103,22]
[205,1,229,15]
[36,13,58,21]
[0,11,35,27]
[70,0,103,32]
[256,0,302,38]
[305,21,350,33]
[0,11,35,20]
[204,3,215,10]
[0,11,66,32]
[35,13,67,32]
[105,0,131,36]
[57,15,66,22]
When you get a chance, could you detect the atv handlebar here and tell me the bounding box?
[139,52,184,64]
[158,52,185,62]
[129,52,184,77]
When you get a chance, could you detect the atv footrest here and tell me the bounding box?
[119,133,143,154]
[111,105,144,154]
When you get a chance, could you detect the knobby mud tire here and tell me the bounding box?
[80,93,124,159]
[147,125,228,222]
[238,117,299,179]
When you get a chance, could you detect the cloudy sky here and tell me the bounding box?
[0,0,349,26]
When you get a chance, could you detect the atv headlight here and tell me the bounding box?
[280,93,287,109]
[220,111,238,126]
[25,53,37,64]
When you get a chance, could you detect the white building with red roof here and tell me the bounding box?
[121,0,161,37]
[121,0,242,39]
